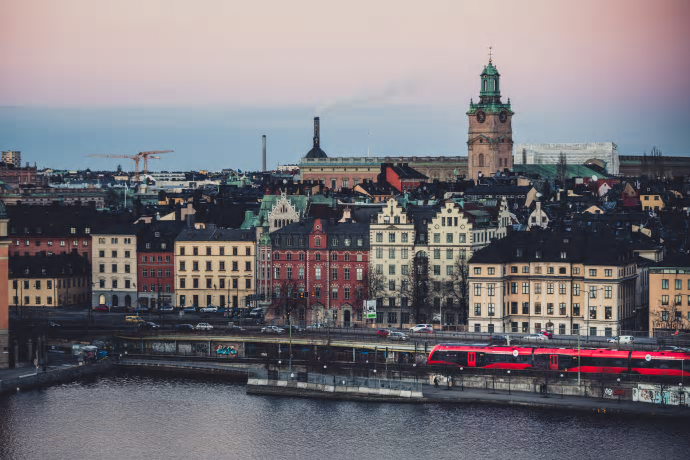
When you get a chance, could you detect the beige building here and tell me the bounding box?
[370,198,511,327]
[469,231,638,336]
[648,257,690,336]
[9,253,90,308]
[91,226,138,308]
[175,224,256,309]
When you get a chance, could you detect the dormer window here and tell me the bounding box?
[535,250,542,259]
[155,232,160,237]
[560,251,567,259]
[71,228,76,234]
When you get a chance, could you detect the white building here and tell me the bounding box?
[514,142,619,175]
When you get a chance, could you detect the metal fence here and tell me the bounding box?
[252,369,423,392]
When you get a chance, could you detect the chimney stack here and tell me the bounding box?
[262,135,267,172]
[313,117,320,148]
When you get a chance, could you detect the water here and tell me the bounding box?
[0,373,688,460]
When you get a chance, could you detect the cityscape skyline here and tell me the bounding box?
[2,0,689,171]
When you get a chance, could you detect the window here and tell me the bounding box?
[559,283,566,295]
[206,261,212,271]
[112,280,118,289]
[299,267,305,280]
[446,234,453,243]
[605,306,612,319]
[675,279,682,290]
[522,282,529,294]
[547,283,554,294]
[573,303,580,316]
[331,267,338,280]
[589,305,597,319]
[389,248,396,259]
[344,287,351,300]
[356,267,363,280]
[111,264,117,273]
[315,267,322,280]
[446,265,453,276]
[661,295,669,305]
[474,304,481,316]
[434,249,441,260]
[286,267,293,279]
[375,233,383,242]
[433,233,440,243]
[274,267,280,279]
[389,265,396,275]
[488,267,495,275]
[401,265,408,276]
[389,280,396,291]
[605,269,612,277]
[474,267,481,275]
[245,279,251,289]
[605,286,612,299]
[246,247,251,256]
[433,265,440,276]
[511,302,518,314]
[376,248,383,259]
[180,247,185,256]
[535,302,542,315]
[559,303,566,315]
[474,284,482,296]
[522,302,529,315]
[179,261,186,271]
[401,233,408,243]
[488,303,495,317]
[401,249,408,259]
[344,268,351,280]
[99,264,105,273]
[573,267,580,275]
[589,269,597,277]
[487,283,495,296]
[573,283,580,296]
[193,261,199,271]
[511,282,518,294]
[589,286,597,299]
[232,261,238,271]
[546,303,554,315]
[389,233,396,243]
[245,261,251,271]
[547,267,554,274]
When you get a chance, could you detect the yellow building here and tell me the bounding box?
[175,224,256,309]
[648,256,690,336]
[469,231,638,337]
[9,253,91,308]
[640,194,665,212]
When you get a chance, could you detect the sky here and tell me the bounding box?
[1,0,689,172]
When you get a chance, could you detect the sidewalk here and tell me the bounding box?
[423,383,690,418]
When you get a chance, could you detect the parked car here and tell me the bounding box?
[489,334,508,344]
[283,324,304,334]
[249,308,264,318]
[159,305,174,313]
[92,305,108,312]
[195,323,214,331]
[138,322,161,331]
[174,324,195,332]
[48,320,61,328]
[183,306,197,313]
[538,330,553,339]
[306,323,326,330]
[200,306,218,313]
[409,324,434,333]
[525,334,547,341]
[226,324,246,333]
[607,335,634,344]
[261,325,285,334]
[376,329,391,337]
[388,331,408,341]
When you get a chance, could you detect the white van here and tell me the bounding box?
[607,335,634,344]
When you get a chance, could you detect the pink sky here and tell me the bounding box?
[2,0,689,109]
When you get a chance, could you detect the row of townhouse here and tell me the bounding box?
[467,230,640,337]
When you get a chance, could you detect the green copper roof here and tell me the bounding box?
[481,62,499,76]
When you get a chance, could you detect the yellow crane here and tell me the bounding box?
[86,150,173,182]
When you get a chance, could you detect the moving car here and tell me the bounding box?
[48,320,61,328]
[306,323,326,331]
[195,323,214,331]
[388,332,409,341]
[174,324,195,332]
[159,305,175,313]
[183,306,197,313]
[125,316,145,324]
[138,322,161,331]
[376,329,391,337]
[410,324,434,333]
[200,306,218,313]
[538,330,553,339]
[225,324,246,333]
[607,335,634,344]
[524,334,548,341]
[261,326,285,334]
[92,305,108,312]
[283,325,304,334]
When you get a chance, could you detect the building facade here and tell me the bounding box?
[9,253,90,308]
[0,203,9,369]
[175,225,256,310]
[467,58,514,180]
[468,231,638,336]
[136,222,183,309]
[648,256,690,336]
[91,226,138,309]
[514,142,620,175]
[270,218,370,326]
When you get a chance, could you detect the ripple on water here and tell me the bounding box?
[0,374,688,460]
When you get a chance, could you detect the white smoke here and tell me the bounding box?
[315,78,421,116]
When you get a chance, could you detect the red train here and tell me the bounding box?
[427,343,690,377]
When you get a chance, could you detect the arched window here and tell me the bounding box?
[125,295,132,308]
[112,295,119,307]
[478,154,485,167]
[483,80,487,91]
[98,294,105,305]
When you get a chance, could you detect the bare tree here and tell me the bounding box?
[400,255,432,323]
[652,299,688,334]
[442,256,470,325]
[269,279,307,324]
[556,151,568,185]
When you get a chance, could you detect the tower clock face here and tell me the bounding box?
[476,110,486,123]
[499,110,508,123]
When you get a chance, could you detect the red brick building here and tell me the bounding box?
[136,222,184,310]
[269,218,370,326]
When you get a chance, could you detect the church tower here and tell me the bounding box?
[467,52,514,180]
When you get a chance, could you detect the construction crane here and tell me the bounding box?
[86,150,173,182]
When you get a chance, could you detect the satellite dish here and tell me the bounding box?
[591,175,598,181]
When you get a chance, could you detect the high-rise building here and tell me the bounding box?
[467,57,514,180]
[1,151,21,169]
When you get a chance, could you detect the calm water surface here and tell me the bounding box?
[0,374,688,460]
